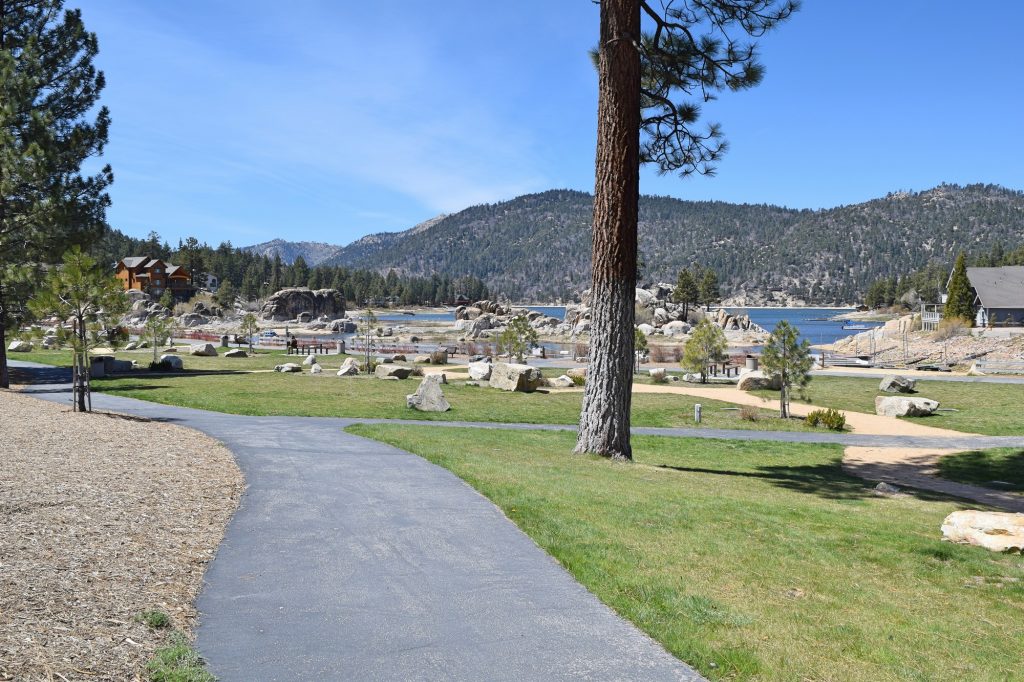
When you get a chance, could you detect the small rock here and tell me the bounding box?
[302,354,317,366]
[873,482,902,496]
[406,375,451,412]
[874,396,939,417]
[310,363,322,374]
[547,375,575,388]
[224,349,248,358]
[158,354,183,370]
[189,343,217,357]
[468,361,493,381]
[275,363,302,373]
[336,358,360,376]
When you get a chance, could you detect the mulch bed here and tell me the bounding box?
[0,391,243,680]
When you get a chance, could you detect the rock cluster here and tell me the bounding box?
[259,288,345,322]
[453,300,562,340]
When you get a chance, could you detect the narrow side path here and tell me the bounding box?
[6,362,699,681]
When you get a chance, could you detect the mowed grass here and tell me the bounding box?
[347,425,1024,681]
[937,448,1024,492]
[91,370,816,431]
[755,375,1024,435]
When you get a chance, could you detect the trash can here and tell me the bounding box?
[745,354,758,371]
[221,335,229,348]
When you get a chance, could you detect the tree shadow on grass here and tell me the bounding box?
[654,462,957,503]
[936,449,1024,491]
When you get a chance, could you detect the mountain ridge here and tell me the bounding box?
[244,183,1024,303]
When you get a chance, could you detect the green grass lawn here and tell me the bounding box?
[347,425,1023,682]
[90,370,816,431]
[755,375,1024,435]
[937,448,1024,492]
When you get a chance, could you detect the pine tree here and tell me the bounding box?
[672,268,699,318]
[681,319,727,383]
[760,320,813,418]
[699,268,721,309]
[577,0,796,460]
[943,252,975,325]
[29,247,127,411]
[1,0,112,388]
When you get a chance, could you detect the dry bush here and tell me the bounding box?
[934,317,970,340]
[648,345,682,363]
[739,405,761,422]
[429,349,448,365]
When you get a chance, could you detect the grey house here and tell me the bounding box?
[965,266,1024,327]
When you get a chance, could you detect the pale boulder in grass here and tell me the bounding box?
[302,354,317,366]
[737,370,781,391]
[468,361,493,381]
[547,375,575,389]
[310,363,322,374]
[190,343,217,357]
[375,364,413,380]
[8,340,32,352]
[224,349,247,358]
[879,375,917,393]
[874,396,939,417]
[941,510,1024,553]
[488,362,543,392]
[406,375,451,412]
[158,354,183,370]
[336,357,360,376]
[275,363,302,373]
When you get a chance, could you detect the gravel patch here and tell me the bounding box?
[0,390,243,680]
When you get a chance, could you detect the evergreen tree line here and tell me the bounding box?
[90,228,490,307]
[863,242,1024,309]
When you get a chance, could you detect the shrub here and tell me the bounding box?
[410,366,425,377]
[149,359,174,372]
[650,370,668,384]
[805,408,846,431]
[429,350,448,365]
[649,345,682,363]
[570,374,585,387]
[139,609,171,629]
[934,317,970,340]
[739,405,761,422]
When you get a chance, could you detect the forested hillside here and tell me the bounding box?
[314,183,1024,303]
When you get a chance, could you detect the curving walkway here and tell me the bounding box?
[8,362,700,681]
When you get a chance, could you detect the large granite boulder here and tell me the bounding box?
[662,320,690,337]
[259,287,345,322]
[941,510,1024,553]
[274,363,302,373]
[737,370,782,391]
[375,364,413,380]
[874,396,939,417]
[158,354,183,370]
[637,323,656,336]
[468,361,493,381]
[488,362,543,392]
[7,340,32,352]
[189,343,217,357]
[406,375,451,412]
[336,357,360,376]
[879,375,917,393]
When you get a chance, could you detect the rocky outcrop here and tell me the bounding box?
[879,375,917,393]
[406,375,451,412]
[178,313,208,328]
[941,511,1024,553]
[874,396,939,417]
[488,362,543,392]
[259,288,345,322]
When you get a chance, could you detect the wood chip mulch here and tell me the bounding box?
[0,390,244,681]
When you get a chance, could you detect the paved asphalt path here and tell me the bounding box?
[10,362,701,681]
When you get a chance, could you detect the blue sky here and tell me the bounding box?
[77,1,1024,247]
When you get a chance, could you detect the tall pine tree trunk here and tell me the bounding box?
[575,0,640,461]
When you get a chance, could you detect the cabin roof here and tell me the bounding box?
[967,266,1024,309]
[121,256,148,269]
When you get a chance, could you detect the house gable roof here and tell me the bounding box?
[121,256,148,269]
[967,266,1024,309]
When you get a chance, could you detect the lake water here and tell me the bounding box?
[729,308,883,346]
